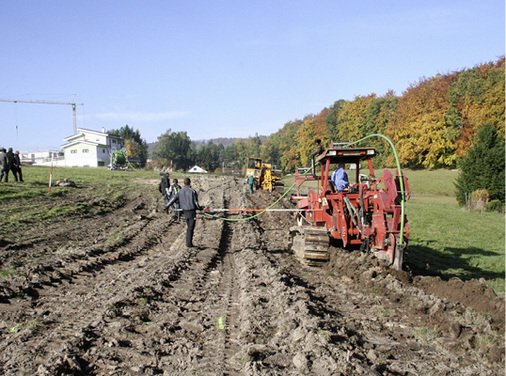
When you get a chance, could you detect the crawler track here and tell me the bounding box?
[0,175,503,375]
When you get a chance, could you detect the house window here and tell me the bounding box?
[112,140,116,144]
[103,149,106,153]
[82,149,89,153]
[70,150,77,154]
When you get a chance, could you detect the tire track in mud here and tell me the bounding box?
[194,179,252,374]
[147,176,249,374]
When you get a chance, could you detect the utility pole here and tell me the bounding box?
[0,96,84,135]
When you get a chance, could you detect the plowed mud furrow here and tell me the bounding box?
[0,211,186,374]
[0,175,503,375]
[0,195,171,302]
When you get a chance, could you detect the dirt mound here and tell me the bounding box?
[414,276,505,327]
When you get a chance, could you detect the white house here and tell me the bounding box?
[61,128,125,167]
[188,165,208,174]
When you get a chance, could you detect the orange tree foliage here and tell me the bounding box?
[267,119,302,172]
[387,73,460,169]
[446,57,505,156]
[328,93,398,166]
[388,57,504,169]
[264,57,504,171]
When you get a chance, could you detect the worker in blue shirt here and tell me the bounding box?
[331,162,349,191]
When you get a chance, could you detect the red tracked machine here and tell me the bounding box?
[291,142,410,270]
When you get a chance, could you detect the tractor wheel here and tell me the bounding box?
[289,227,330,266]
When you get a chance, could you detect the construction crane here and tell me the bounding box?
[0,96,84,135]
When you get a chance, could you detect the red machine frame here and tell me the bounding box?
[292,144,410,269]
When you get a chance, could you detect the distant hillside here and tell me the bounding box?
[147,135,268,156]
[193,136,268,146]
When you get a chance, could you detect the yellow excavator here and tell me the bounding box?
[246,157,284,192]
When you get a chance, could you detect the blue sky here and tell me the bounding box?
[0,0,504,151]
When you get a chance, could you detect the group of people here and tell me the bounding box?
[159,173,182,218]
[0,148,23,182]
[159,174,204,249]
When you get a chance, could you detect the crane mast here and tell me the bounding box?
[0,97,84,135]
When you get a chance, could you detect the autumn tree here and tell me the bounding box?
[446,57,505,156]
[325,99,346,141]
[278,120,303,172]
[387,73,460,169]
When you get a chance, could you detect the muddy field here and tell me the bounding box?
[0,175,504,375]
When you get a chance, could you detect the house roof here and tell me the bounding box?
[188,165,208,173]
[63,128,123,142]
[61,139,108,149]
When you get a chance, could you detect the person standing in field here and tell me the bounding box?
[158,173,171,212]
[166,177,204,249]
[0,148,9,182]
[13,151,23,182]
[167,178,182,220]
[247,174,255,194]
[6,148,15,182]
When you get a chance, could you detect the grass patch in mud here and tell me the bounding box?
[10,318,44,333]
[0,165,144,227]
[0,267,16,278]
[414,327,438,344]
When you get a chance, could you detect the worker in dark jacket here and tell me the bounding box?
[7,148,17,182]
[158,173,171,211]
[13,151,23,182]
[166,177,204,249]
[0,148,9,182]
